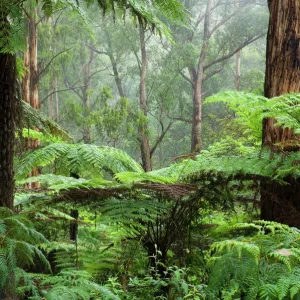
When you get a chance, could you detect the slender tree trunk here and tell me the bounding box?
[191,75,203,153]
[82,47,94,144]
[104,30,125,98]
[24,3,40,188]
[234,50,241,90]
[55,76,59,122]
[261,0,300,225]
[28,5,39,110]
[138,22,152,171]
[190,0,212,153]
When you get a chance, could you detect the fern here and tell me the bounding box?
[207,221,300,299]
[206,91,300,141]
[0,208,50,295]
[15,143,143,180]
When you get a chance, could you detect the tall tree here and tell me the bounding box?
[261,0,300,225]
[179,0,266,152]
[0,1,22,209]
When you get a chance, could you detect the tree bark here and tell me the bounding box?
[0,11,18,209]
[24,3,40,189]
[190,0,212,153]
[0,53,16,210]
[138,22,152,172]
[261,0,300,225]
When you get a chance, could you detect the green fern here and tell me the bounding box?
[15,143,143,180]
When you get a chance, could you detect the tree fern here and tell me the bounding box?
[15,143,143,180]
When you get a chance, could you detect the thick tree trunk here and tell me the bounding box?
[261,0,300,225]
[138,22,152,172]
[0,53,16,210]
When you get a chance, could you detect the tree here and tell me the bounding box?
[178,0,267,152]
[260,0,300,225]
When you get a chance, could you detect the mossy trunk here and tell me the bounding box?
[261,0,300,225]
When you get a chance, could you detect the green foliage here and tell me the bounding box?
[206,91,300,142]
[0,1,25,54]
[15,142,143,180]
[0,207,50,296]
[22,101,72,142]
[42,269,120,300]
[207,221,300,299]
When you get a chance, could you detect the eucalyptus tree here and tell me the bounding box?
[177,0,268,152]
[0,0,186,208]
[261,0,300,225]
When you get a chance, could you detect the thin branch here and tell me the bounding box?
[39,48,71,78]
[150,122,173,157]
[204,34,265,71]
[203,66,225,81]
[86,44,109,56]
[179,70,194,86]
[40,85,88,105]
[208,0,251,38]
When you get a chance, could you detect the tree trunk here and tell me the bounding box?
[191,76,203,153]
[105,30,125,98]
[0,53,16,210]
[234,50,241,90]
[138,22,152,172]
[24,3,40,189]
[190,0,212,153]
[82,47,94,144]
[261,0,300,225]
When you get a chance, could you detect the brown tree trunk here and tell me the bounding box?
[0,52,16,210]
[261,0,300,225]
[24,3,40,189]
[190,0,212,153]
[138,22,152,172]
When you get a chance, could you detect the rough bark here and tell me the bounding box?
[0,53,16,210]
[138,22,152,172]
[261,0,300,225]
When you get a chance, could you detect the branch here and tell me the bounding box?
[203,66,225,82]
[86,44,109,56]
[179,70,194,86]
[40,85,88,105]
[208,0,251,38]
[204,34,265,71]
[150,122,173,157]
[39,48,71,78]
[165,110,192,124]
